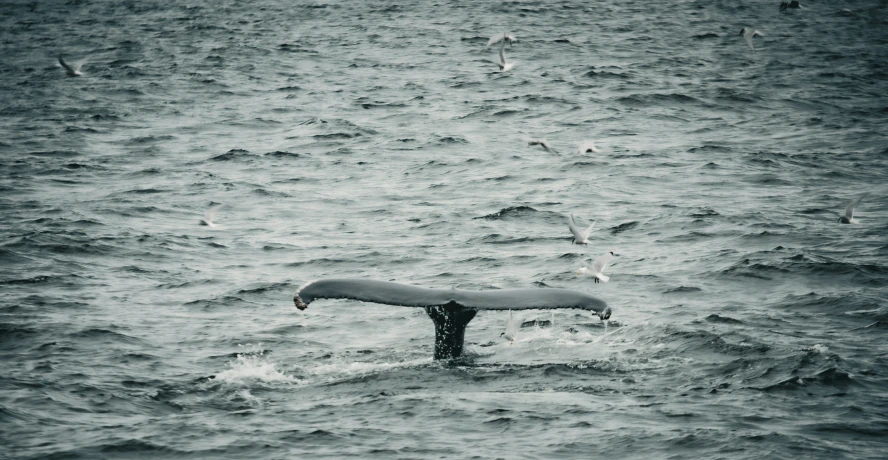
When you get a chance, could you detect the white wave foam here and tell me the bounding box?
[805,344,829,354]
[307,357,431,380]
[213,344,301,384]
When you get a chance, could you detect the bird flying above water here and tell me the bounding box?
[838,193,867,224]
[739,28,765,52]
[568,213,596,245]
[57,56,86,76]
[576,251,618,283]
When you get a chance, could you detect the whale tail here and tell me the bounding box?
[596,273,610,283]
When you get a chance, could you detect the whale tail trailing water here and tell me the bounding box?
[293,278,610,359]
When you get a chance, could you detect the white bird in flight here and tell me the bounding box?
[528,138,555,153]
[576,141,600,154]
[739,27,765,52]
[568,213,596,245]
[576,251,619,283]
[501,310,521,343]
[58,56,86,77]
[200,204,221,228]
[487,32,516,48]
[838,193,867,224]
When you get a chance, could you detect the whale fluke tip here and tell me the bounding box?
[598,306,612,321]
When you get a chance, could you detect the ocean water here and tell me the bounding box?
[2,0,888,458]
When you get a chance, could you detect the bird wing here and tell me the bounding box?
[753,30,765,38]
[540,139,555,153]
[845,193,867,219]
[567,214,583,240]
[204,204,221,222]
[58,56,75,73]
[74,57,89,71]
[581,221,596,240]
[744,32,756,51]
[498,46,506,66]
[487,33,504,47]
[590,253,613,274]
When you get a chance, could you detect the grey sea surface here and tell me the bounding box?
[2,0,888,458]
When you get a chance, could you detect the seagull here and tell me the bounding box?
[487,32,516,48]
[528,138,555,153]
[739,28,765,52]
[58,56,86,77]
[200,204,221,228]
[576,141,600,154]
[568,213,596,245]
[576,251,618,284]
[500,310,521,343]
[779,1,802,12]
[838,193,867,224]
[496,45,515,72]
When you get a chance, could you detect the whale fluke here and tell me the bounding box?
[293,278,610,359]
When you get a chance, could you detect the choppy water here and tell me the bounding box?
[2,0,888,458]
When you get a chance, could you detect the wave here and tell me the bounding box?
[475,205,539,220]
[757,367,856,393]
[583,69,631,80]
[26,150,79,157]
[610,221,639,234]
[184,295,247,310]
[467,234,536,245]
[124,135,176,145]
[67,328,148,345]
[209,149,257,161]
[313,132,363,140]
[663,286,703,294]
[265,150,308,158]
[615,92,708,108]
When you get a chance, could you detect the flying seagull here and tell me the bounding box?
[568,213,596,245]
[739,27,765,52]
[838,193,867,224]
[576,251,619,283]
[57,56,86,77]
